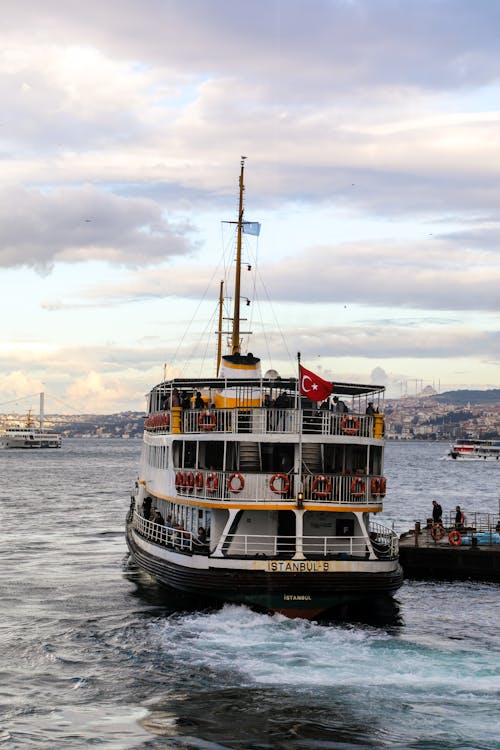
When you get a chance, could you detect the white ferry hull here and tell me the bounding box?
[449,440,500,461]
[125,159,402,620]
[126,520,403,619]
[0,432,62,449]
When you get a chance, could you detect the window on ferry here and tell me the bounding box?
[261,444,294,473]
[348,446,368,474]
[202,441,224,470]
[336,518,355,536]
[184,442,196,468]
[225,442,237,471]
[368,447,382,475]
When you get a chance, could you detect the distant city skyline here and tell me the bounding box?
[1,1,499,412]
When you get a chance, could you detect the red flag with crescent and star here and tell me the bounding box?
[299,365,333,402]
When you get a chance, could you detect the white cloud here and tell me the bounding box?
[1,1,500,410]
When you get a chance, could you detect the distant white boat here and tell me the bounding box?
[0,393,62,449]
[449,438,500,461]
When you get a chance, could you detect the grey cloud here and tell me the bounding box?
[76,239,500,313]
[5,1,500,94]
[0,186,194,269]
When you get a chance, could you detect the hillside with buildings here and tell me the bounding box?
[1,390,499,440]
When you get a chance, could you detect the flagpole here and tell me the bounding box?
[297,352,303,505]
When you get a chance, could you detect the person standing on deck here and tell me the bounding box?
[432,500,443,525]
[455,505,465,528]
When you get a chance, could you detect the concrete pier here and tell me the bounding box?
[399,524,500,582]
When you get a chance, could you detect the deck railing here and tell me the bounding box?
[145,407,379,438]
[132,512,398,560]
[172,469,386,505]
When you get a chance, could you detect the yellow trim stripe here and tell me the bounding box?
[142,485,381,512]
[221,360,260,371]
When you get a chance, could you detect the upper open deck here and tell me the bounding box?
[144,376,385,440]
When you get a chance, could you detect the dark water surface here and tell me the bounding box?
[0,439,498,749]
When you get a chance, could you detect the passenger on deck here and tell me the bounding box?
[197,526,207,543]
[366,402,376,416]
[455,505,465,529]
[332,396,348,413]
[171,388,180,406]
[194,391,205,409]
[152,510,164,525]
[432,500,443,525]
[142,496,152,520]
[181,392,191,410]
[274,391,291,408]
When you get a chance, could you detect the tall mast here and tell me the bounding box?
[231,156,246,355]
[216,279,224,375]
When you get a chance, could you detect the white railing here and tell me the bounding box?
[441,511,500,533]
[132,512,399,560]
[173,469,386,505]
[369,521,399,558]
[145,407,378,438]
[133,512,195,552]
[224,534,370,557]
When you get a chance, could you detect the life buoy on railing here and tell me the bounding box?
[227,472,245,493]
[185,471,195,492]
[341,416,360,435]
[194,471,204,490]
[370,476,387,497]
[448,530,462,546]
[311,474,332,497]
[206,472,219,492]
[198,410,216,431]
[175,471,186,489]
[350,477,366,497]
[431,524,445,541]
[269,472,290,495]
[159,412,170,429]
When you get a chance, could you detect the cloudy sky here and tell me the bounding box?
[1,0,500,414]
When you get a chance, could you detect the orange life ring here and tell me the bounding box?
[198,411,216,430]
[269,472,290,495]
[206,472,219,492]
[227,472,245,493]
[350,477,366,497]
[194,471,204,489]
[159,412,170,429]
[311,475,332,497]
[431,524,445,541]
[379,476,386,497]
[448,530,462,546]
[370,477,381,496]
[341,416,360,435]
[175,471,186,489]
[185,471,195,492]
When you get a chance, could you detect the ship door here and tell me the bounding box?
[277,510,296,556]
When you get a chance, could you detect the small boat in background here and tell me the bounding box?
[0,393,62,449]
[449,438,500,461]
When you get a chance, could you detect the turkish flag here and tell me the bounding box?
[299,365,333,402]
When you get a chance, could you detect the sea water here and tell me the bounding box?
[0,439,498,749]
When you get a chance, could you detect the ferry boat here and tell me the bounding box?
[126,159,403,618]
[449,438,500,461]
[0,393,62,449]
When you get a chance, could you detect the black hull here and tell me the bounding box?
[126,526,403,618]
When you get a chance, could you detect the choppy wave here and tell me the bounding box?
[0,439,499,750]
